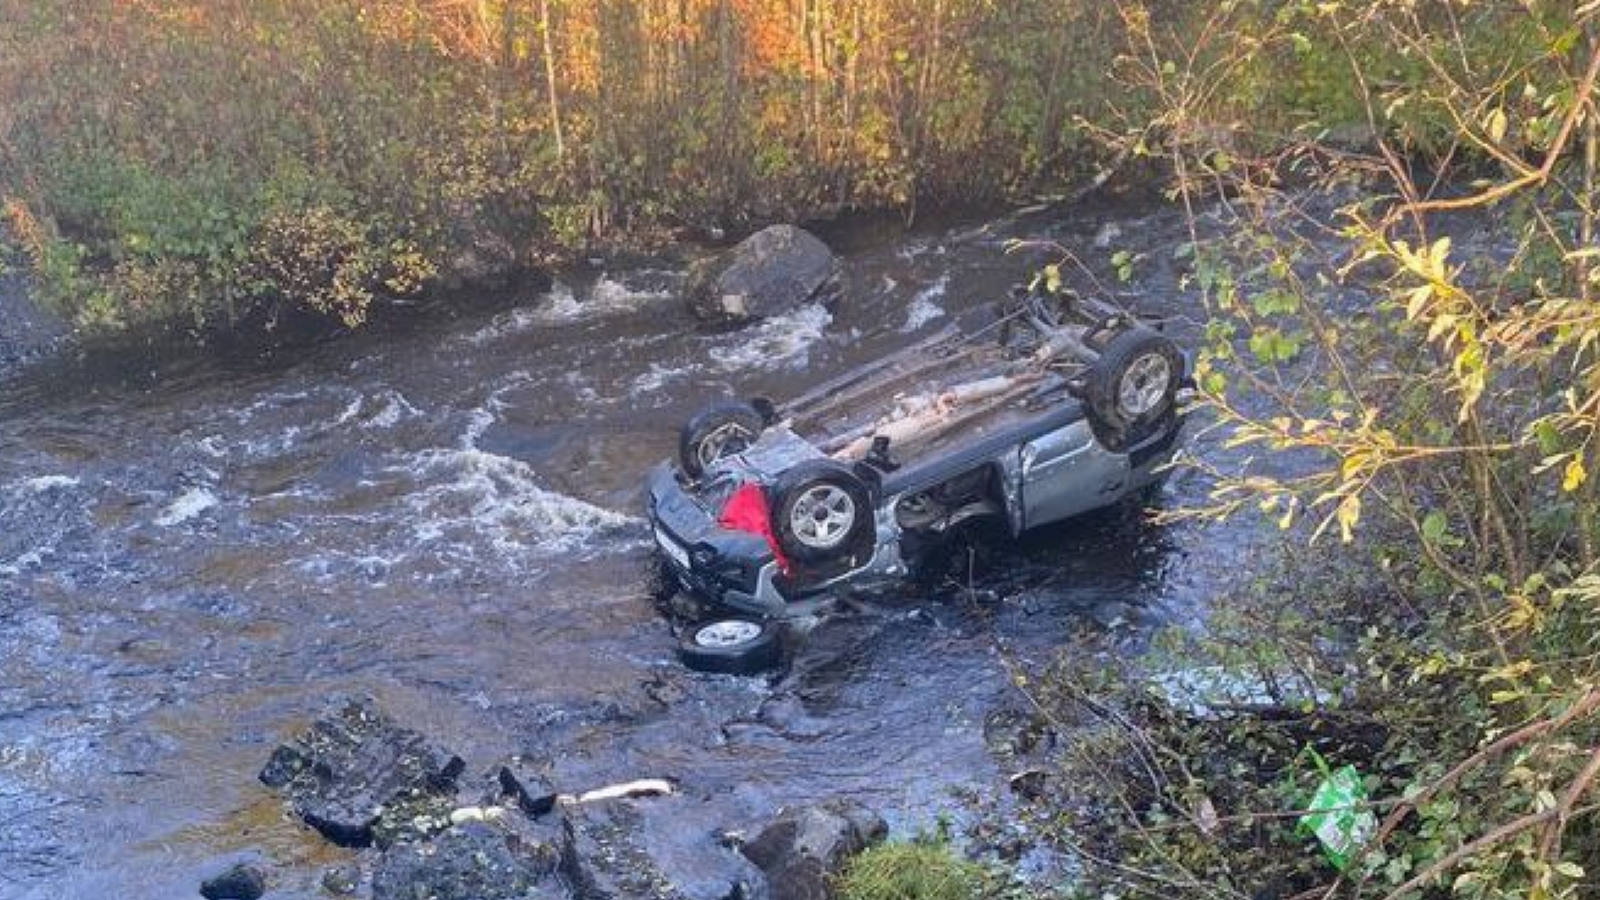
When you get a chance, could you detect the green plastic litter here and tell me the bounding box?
[1297,752,1376,871]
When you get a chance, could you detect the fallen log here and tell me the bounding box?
[827,372,1044,459]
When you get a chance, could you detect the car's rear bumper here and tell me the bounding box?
[645,464,788,616]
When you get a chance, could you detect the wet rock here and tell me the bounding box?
[372,819,563,900]
[370,792,459,849]
[499,761,559,818]
[321,863,361,896]
[739,800,886,900]
[1007,769,1056,802]
[200,862,267,900]
[563,799,769,900]
[685,225,840,325]
[258,697,466,847]
[982,708,1054,759]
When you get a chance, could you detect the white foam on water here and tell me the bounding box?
[155,487,219,527]
[367,391,421,429]
[532,275,674,325]
[0,549,44,576]
[631,362,697,395]
[590,274,673,309]
[537,280,584,321]
[708,303,833,372]
[463,306,543,347]
[333,395,365,426]
[902,275,950,331]
[334,389,422,430]
[404,447,638,556]
[459,372,532,449]
[10,475,80,494]
[389,370,638,558]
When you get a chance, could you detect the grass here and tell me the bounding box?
[835,837,992,900]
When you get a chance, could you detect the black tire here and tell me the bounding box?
[678,617,782,675]
[1084,328,1183,451]
[770,459,875,563]
[679,400,766,478]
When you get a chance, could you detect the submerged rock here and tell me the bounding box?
[199,862,267,900]
[685,225,840,325]
[739,800,886,900]
[258,697,466,847]
[372,819,564,900]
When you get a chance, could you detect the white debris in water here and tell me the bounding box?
[708,303,833,372]
[155,487,219,527]
[11,475,80,494]
[1148,665,1333,719]
[902,275,950,331]
[561,778,676,805]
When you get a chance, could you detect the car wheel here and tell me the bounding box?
[678,617,781,675]
[679,400,766,478]
[770,459,874,563]
[1084,328,1183,451]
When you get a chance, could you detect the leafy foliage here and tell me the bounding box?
[0,0,1174,337]
[1018,2,1600,899]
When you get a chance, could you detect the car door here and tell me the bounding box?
[1019,418,1131,530]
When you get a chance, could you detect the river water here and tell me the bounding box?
[0,202,1258,898]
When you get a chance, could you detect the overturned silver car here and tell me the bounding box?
[648,288,1191,672]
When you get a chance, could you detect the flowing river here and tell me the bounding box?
[0,201,1260,898]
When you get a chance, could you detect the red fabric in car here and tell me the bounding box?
[716,482,790,574]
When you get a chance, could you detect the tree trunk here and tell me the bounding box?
[539,0,566,162]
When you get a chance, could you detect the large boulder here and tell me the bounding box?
[685,225,840,324]
[563,798,769,900]
[372,819,565,900]
[259,697,466,847]
[739,800,886,900]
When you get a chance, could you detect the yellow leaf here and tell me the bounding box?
[1485,107,1509,143]
[1341,451,1369,480]
[1405,284,1432,320]
[1564,457,1588,493]
[1429,237,1452,272]
[1337,493,1361,543]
